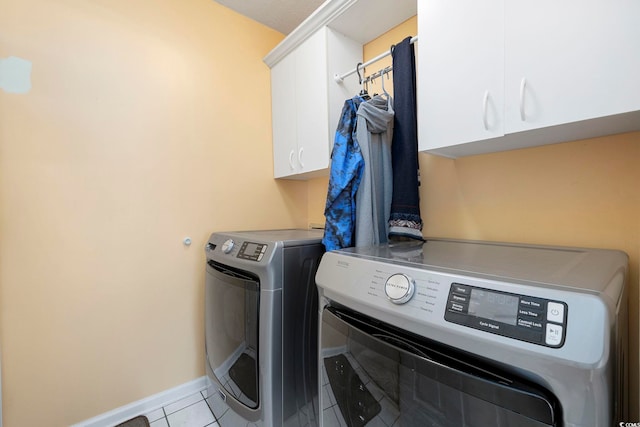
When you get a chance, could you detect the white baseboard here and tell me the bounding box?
[71,376,208,427]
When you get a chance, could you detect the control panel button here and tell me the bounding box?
[547,302,565,323]
[450,293,469,304]
[258,245,267,261]
[385,274,415,305]
[517,318,544,331]
[518,308,543,319]
[545,323,564,346]
[447,301,467,313]
[519,296,546,311]
[451,284,470,295]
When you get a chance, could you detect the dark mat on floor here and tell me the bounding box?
[114,415,150,427]
[229,352,258,403]
[324,354,381,427]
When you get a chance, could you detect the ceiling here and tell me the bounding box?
[214,0,326,35]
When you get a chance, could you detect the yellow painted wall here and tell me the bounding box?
[310,16,640,419]
[0,0,308,425]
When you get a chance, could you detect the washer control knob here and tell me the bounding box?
[221,239,235,254]
[385,274,415,304]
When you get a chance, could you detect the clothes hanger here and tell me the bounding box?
[380,68,390,98]
[381,68,393,109]
[368,74,377,97]
[356,62,370,100]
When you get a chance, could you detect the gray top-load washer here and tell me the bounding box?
[316,238,628,426]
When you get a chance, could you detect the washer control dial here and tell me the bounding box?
[385,274,415,304]
[221,239,235,254]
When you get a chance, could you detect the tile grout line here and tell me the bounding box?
[161,406,169,427]
[165,398,203,417]
[147,406,167,427]
[162,393,222,427]
[201,390,222,425]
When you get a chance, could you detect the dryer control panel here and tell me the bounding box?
[236,241,268,262]
[445,284,567,348]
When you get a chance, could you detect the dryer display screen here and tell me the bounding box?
[469,289,519,325]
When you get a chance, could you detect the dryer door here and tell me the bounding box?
[205,259,260,409]
[320,306,561,427]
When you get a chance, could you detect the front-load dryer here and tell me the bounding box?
[316,238,628,427]
[204,229,324,426]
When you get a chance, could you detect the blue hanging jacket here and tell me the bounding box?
[322,97,364,251]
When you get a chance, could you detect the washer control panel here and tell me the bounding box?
[445,283,567,348]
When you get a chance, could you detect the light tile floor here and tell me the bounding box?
[142,389,218,427]
[132,349,395,427]
[137,386,260,427]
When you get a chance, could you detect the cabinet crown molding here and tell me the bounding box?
[263,0,357,67]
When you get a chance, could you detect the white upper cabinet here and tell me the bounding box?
[418,0,505,151]
[505,0,640,133]
[270,27,361,179]
[265,0,416,179]
[419,0,640,158]
[271,28,348,179]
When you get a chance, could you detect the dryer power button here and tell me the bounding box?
[385,274,415,304]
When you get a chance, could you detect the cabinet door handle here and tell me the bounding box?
[298,147,305,168]
[482,90,490,130]
[519,78,527,121]
[288,150,295,170]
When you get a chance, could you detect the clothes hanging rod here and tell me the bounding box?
[334,36,418,84]
[362,65,393,85]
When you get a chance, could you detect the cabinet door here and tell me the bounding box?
[505,0,640,133]
[295,28,331,175]
[418,0,504,153]
[272,52,298,178]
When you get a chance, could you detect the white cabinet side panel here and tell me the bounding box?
[326,28,362,151]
